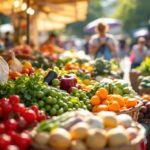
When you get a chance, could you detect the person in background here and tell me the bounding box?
[118,34,128,58]
[4,32,13,49]
[130,37,148,68]
[83,35,90,55]
[89,21,117,60]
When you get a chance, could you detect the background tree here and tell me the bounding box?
[114,0,150,32]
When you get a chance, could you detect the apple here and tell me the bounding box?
[60,75,77,91]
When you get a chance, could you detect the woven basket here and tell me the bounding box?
[119,99,143,121]
[139,88,150,96]
[129,70,140,94]
[31,124,145,150]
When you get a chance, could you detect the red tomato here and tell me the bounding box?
[21,68,30,75]
[5,119,18,131]
[17,117,28,130]
[0,134,11,150]
[30,105,39,115]
[6,145,19,150]
[14,133,31,150]
[9,95,20,105]
[0,98,9,106]
[0,107,3,118]
[23,110,36,124]
[28,67,35,74]
[3,103,13,114]
[0,123,5,134]
[6,131,17,143]
[13,104,26,116]
[37,110,47,121]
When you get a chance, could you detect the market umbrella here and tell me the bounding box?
[84,18,122,33]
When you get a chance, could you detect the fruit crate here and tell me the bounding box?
[119,99,143,121]
[31,124,145,150]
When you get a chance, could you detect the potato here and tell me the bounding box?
[70,140,87,150]
[34,132,49,145]
[70,122,89,140]
[117,114,132,128]
[108,127,129,147]
[98,111,118,128]
[86,129,107,149]
[49,128,71,149]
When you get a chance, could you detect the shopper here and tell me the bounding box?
[89,21,117,60]
[118,34,128,58]
[130,37,148,68]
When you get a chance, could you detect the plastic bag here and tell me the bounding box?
[0,56,9,84]
[8,52,23,72]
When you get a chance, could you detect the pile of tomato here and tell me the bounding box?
[0,95,47,150]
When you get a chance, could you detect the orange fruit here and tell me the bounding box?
[97,105,108,111]
[102,100,110,105]
[23,62,32,69]
[107,95,113,101]
[90,95,101,106]
[92,106,99,113]
[126,98,138,108]
[96,88,108,100]
[108,101,120,112]
[112,95,125,107]
[120,106,127,111]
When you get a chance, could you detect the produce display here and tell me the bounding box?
[89,79,136,98]
[136,58,150,76]
[139,76,150,89]
[9,61,35,80]
[90,87,138,113]
[0,95,46,150]
[0,49,149,150]
[0,74,92,116]
[31,110,145,150]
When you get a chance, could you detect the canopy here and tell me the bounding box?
[84,18,122,33]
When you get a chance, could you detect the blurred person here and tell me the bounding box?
[84,35,90,55]
[4,32,13,49]
[130,37,149,68]
[118,34,128,58]
[89,21,117,60]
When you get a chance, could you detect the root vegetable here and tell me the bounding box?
[117,114,132,128]
[34,132,49,145]
[70,122,89,140]
[70,140,87,150]
[86,129,107,149]
[108,127,129,147]
[48,128,71,149]
[98,112,118,128]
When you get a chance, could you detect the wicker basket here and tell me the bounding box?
[31,124,145,150]
[139,88,150,96]
[119,99,143,121]
[129,70,140,94]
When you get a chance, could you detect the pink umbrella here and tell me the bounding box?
[84,17,122,33]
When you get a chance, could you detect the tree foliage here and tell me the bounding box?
[114,0,150,31]
[67,0,104,37]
